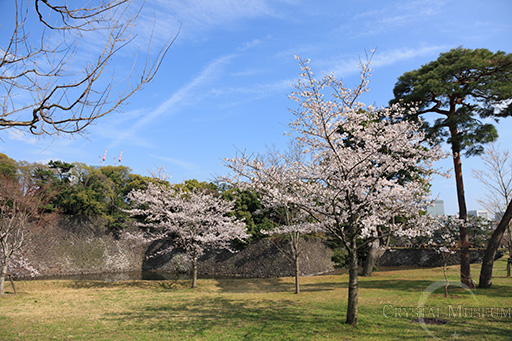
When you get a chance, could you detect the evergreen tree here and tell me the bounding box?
[391,47,512,288]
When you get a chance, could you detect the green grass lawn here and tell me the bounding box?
[1,257,511,340]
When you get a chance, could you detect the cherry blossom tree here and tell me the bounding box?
[231,56,445,325]
[223,143,325,294]
[287,56,446,325]
[0,176,56,294]
[127,183,249,288]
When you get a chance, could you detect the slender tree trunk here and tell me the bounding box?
[191,256,198,289]
[9,275,16,295]
[362,239,386,277]
[295,253,300,295]
[443,258,449,298]
[449,136,474,288]
[479,200,512,288]
[0,263,7,295]
[346,236,359,326]
[507,224,512,278]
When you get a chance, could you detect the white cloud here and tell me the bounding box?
[108,53,237,147]
[7,130,38,145]
[150,154,198,172]
[348,0,448,36]
[370,45,447,68]
[324,45,447,76]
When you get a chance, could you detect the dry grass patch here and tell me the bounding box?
[0,259,511,339]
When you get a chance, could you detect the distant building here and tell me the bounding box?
[494,211,505,223]
[427,200,445,216]
[468,210,490,221]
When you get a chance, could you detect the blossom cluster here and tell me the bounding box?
[126,184,249,259]
[225,57,447,246]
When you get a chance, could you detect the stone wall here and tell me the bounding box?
[22,216,335,278]
[24,216,146,277]
[378,248,502,268]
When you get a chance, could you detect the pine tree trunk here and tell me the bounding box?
[450,140,474,288]
[295,254,300,295]
[346,241,359,326]
[191,256,198,289]
[479,200,512,288]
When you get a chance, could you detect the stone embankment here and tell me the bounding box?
[23,216,335,278]
[22,216,499,279]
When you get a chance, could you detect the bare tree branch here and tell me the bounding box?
[1,0,177,136]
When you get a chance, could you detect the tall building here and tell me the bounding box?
[427,200,445,216]
[468,210,490,221]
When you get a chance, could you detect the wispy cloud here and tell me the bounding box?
[142,0,284,41]
[7,130,38,145]
[324,45,447,76]
[371,45,447,68]
[347,0,448,36]
[150,154,198,172]
[109,53,237,148]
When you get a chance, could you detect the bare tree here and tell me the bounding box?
[473,144,512,286]
[0,176,56,294]
[472,143,512,219]
[1,0,175,136]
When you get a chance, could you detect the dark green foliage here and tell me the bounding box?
[221,188,275,241]
[0,153,268,239]
[391,47,512,287]
[391,47,512,156]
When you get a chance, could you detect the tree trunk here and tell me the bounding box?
[346,241,359,326]
[443,258,449,298]
[0,263,7,295]
[479,200,512,288]
[362,239,386,277]
[507,258,511,278]
[294,254,300,294]
[450,140,474,288]
[191,256,198,289]
[507,224,512,278]
[9,275,16,295]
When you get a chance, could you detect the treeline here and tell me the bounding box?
[0,153,274,240]
[0,152,494,267]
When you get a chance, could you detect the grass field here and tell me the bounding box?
[1,257,511,340]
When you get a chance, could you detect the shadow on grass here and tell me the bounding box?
[66,279,191,290]
[102,295,512,339]
[473,284,512,298]
[214,277,341,294]
[358,279,444,292]
[104,296,341,339]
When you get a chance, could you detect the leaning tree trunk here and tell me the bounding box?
[346,234,359,326]
[449,130,474,289]
[479,200,512,288]
[362,239,387,277]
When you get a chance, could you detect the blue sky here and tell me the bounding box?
[2,0,512,215]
